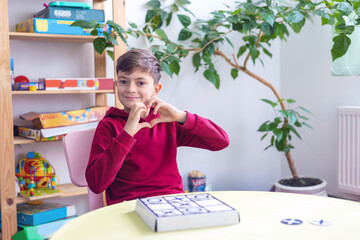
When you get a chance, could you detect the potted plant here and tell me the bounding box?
[72,0,359,195]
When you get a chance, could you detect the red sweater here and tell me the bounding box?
[86,107,229,205]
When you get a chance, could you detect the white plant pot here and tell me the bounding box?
[274,177,328,197]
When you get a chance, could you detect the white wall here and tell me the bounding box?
[9,0,282,215]
[280,17,360,198]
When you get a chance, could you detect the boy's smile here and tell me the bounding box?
[117,69,161,113]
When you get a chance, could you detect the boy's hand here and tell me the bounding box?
[123,102,151,136]
[146,97,187,127]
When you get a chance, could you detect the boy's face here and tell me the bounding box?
[117,68,161,113]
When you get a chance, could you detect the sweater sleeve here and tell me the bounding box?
[86,120,136,194]
[177,112,229,151]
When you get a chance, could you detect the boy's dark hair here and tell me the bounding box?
[116,49,161,84]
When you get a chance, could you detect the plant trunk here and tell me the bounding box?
[214,49,300,180]
[243,69,300,180]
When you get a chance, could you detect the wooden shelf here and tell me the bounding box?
[16,183,88,204]
[14,136,36,145]
[12,90,114,95]
[9,32,97,42]
[13,136,63,145]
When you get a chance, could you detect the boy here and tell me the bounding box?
[86,49,229,205]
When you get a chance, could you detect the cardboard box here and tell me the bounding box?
[16,18,110,35]
[135,193,240,232]
[19,106,109,129]
[42,77,114,90]
[16,126,64,142]
[14,81,46,91]
[34,6,105,22]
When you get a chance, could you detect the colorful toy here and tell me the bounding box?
[16,152,62,200]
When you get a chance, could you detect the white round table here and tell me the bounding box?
[51,191,360,240]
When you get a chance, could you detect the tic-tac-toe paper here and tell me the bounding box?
[135,193,240,232]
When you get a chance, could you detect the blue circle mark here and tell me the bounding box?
[281,218,303,225]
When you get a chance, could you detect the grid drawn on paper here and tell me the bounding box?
[139,193,236,218]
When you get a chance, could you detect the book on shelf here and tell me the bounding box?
[135,193,240,232]
[16,202,76,226]
[15,121,99,140]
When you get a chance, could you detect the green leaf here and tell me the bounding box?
[176,0,191,5]
[192,53,201,70]
[225,37,234,48]
[288,111,298,124]
[237,45,247,58]
[145,10,155,22]
[260,133,268,141]
[243,17,257,31]
[231,68,239,80]
[279,110,289,118]
[166,43,177,53]
[273,128,283,141]
[261,22,273,37]
[90,29,98,36]
[312,9,329,19]
[286,99,296,103]
[93,37,107,55]
[287,10,304,23]
[129,22,138,28]
[287,124,302,139]
[264,144,273,151]
[178,28,192,40]
[71,20,96,28]
[107,20,126,34]
[169,60,180,75]
[105,33,118,46]
[160,61,172,77]
[337,2,353,14]
[147,0,161,9]
[262,46,272,58]
[106,50,114,61]
[258,121,270,132]
[166,12,173,26]
[259,8,275,26]
[203,68,220,89]
[261,99,277,107]
[243,35,257,45]
[331,34,351,61]
[249,45,260,62]
[243,2,257,13]
[290,18,305,33]
[177,14,191,27]
[297,106,313,115]
[155,29,168,40]
[302,122,312,129]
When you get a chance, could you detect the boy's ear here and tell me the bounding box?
[154,83,162,95]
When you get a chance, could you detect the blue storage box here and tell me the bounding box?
[34,6,104,22]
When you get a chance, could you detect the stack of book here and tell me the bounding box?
[2,202,76,240]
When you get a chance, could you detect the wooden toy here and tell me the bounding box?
[16,152,62,200]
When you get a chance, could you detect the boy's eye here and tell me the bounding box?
[118,80,127,84]
[137,81,145,86]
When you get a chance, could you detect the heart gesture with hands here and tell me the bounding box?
[146,97,187,127]
[123,98,187,137]
[123,102,152,137]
